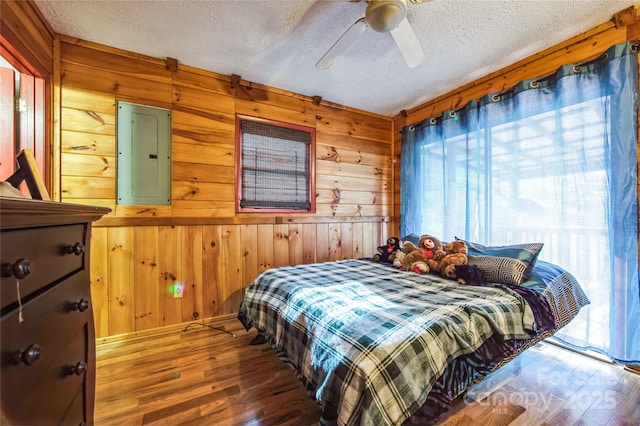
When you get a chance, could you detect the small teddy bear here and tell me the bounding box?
[394,234,444,273]
[436,240,469,279]
[373,237,400,264]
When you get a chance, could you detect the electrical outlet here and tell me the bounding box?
[173,284,184,298]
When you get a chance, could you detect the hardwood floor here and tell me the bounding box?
[95,317,640,426]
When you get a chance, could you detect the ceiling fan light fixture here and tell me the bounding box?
[365,0,407,32]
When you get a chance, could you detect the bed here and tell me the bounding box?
[237,241,590,425]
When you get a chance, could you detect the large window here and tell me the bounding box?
[236,115,315,213]
[400,41,639,363]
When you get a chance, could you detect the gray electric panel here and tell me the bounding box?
[117,102,171,205]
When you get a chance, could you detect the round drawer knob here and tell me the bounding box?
[2,258,31,279]
[20,344,41,366]
[71,361,87,376]
[72,298,90,312]
[65,243,85,256]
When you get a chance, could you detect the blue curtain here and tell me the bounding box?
[400,41,640,364]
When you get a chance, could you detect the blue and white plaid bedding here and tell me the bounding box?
[238,259,588,426]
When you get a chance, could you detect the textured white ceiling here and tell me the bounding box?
[35,0,633,117]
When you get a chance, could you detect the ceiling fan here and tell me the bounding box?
[316,0,430,70]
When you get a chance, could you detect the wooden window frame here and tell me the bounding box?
[0,32,49,194]
[235,114,316,213]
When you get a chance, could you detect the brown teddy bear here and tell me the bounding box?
[436,240,469,279]
[393,234,444,273]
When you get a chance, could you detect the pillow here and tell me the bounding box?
[457,238,544,285]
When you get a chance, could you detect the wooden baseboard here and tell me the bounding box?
[95,313,238,346]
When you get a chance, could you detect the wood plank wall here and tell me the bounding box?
[391,7,639,237]
[7,1,640,340]
[57,37,393,338]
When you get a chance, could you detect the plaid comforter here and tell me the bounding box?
[239,259,557,425]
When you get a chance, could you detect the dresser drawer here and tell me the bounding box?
[1,224,87,310]
[1,274,92,425]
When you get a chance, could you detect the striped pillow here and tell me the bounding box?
[459,239,544,285]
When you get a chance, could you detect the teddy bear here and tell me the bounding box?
[453,264,485,285]
[373,237,400,263]
[436,240,469,279]
[393,234,444,273]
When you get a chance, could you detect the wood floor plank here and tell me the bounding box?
[95,318,640,426]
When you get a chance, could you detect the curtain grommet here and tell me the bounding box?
[449,111,457,118]
[492,95,500,102]
[429,118,437,125]
[409,125,416,131]
[573,65,581,73]
[530,81,539,88]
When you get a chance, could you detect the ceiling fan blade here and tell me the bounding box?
[390,17,426,68]
[316,17,368,70]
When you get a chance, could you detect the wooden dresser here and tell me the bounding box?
[1,198,109,425]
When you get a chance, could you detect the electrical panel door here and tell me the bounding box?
[117,102,171,205]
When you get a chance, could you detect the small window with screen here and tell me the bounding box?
[236,115,315,213]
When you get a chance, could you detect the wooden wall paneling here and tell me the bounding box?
[172,161,235,184]
[288,224,304,266]
[302,223,316,264]
[328,223,342,261]
[216,225,244,315]
[317,131,391,157]
[316,172,389,193]
[240,224,259,286]
[316,142,390,168]
[61,106,115,136]
[202,225,219,318]
[112,205,172,218]
[172,83,235,115]
[315,104,393,142]
[362,222,375,258]
[60,152,115,177]
[61,130,115,157]
[171,109,235,149]
[235,85,315,127]
[257,224,274,272]
[172,66,233,97]
[90,226,109,338]
[61,175,114,199]
[315,223,330,263]
[61,86,115,115]
[133,226,160,330]
[351,221,364,259]
[315,202,387,218]
[171,140,234,166]
[60,62,173,108]
[170,201,236,218]
[180,225,204,323]
[158,225,182,325]
[341,222,353,259]
[273,224,290,268]
[172,181,235,203]
[107,227,135,335]
[316,160,389,182]
[60,40,170,83]
[235,98,314,128]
